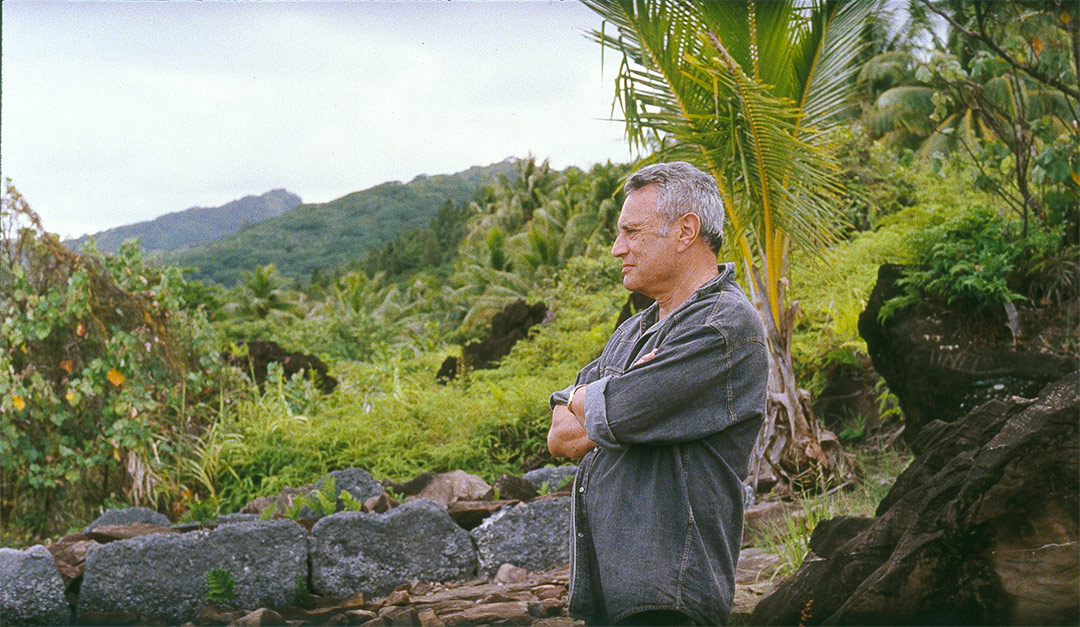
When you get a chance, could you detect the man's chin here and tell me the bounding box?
[622,278,648,296]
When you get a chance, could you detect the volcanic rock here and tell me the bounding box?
[222,339,337,393]
[84,505,170,533]
[412,470,491,508]
[858,263,1076,444]
[461,300,548,372]
[0,545,70,625]
[750,372,1079,625]
[77,519,307,624]
[491,474,539,502]
[310,499,477,599]
[522,465,577,493]
[471,496,571,579]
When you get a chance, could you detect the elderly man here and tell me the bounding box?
[548,161,768,626]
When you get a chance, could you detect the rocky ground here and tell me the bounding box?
[171,548,781,626]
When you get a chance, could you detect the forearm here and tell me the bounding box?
[547,404,595,460]
[583,330,767,447]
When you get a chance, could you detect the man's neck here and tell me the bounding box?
[655,260,720,319]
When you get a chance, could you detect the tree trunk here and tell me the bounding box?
[746,270,849,495]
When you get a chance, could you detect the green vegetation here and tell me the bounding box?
[165,161,516,286]
[205,567,236,605]
[294,573,311,609]
[1,183,241,543]
[2,1,1075,549]
[283,476,363,520]
[748,447,913,579]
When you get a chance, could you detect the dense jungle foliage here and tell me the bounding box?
[2,0,1077,544]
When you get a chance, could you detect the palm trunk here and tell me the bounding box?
[747,268,848,495]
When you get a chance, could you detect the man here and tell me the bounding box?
[548,161,768,626]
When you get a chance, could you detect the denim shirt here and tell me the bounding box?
[550,263,768,625]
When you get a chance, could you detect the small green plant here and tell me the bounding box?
[285,476,365,519]
[205,567,236,605]
[182,496,221,525]
[294,573,311,609]
[339,490,363,511]
[755,501,831,579]
[836,412,867,443]
[383,486,404,503]
[536,481,552,496]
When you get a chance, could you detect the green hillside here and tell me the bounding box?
[67,189,302,253]
[166,161,517,286]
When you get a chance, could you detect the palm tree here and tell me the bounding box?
[226,264,299,321]
[584,0,875,493]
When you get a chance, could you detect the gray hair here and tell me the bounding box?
[624,161,725,252]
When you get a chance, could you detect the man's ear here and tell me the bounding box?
[676,213,702,252]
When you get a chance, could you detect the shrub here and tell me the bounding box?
[1,182,240,543]
[879,207,1031,321]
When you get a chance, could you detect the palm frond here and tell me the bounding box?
[798,0,878,132]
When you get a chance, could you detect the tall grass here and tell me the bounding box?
[203,263,625,514]
[749,447,912,578]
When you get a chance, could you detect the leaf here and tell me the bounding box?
[60,359,74,373]
[1031,36,1043,55]
[106,368,125,387]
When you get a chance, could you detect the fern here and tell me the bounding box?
[205,567,236,605]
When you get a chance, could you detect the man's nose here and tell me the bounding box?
[611,233,627,258]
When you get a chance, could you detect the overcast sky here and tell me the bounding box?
[1,0,634,240]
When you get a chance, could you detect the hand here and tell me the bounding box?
[633,348,658,367]
[548,404,596,459]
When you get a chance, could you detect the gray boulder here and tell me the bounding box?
[78,519,307,624]
[84,506,170,533]
[310,499,477,598]
[523,465,577,492]
[0,545,70,625]
[215,513,260,526]
[298,467,384,519]
[470,496,571,578]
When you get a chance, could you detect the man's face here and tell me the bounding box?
[611,185,679,297]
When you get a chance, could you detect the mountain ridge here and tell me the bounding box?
[66,189,302,253]
[162,159,519,286]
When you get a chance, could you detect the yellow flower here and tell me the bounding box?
[66,392,77,405]
[107,369,125,387]
[12,395,26,411]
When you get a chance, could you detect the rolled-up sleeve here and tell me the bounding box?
[550,357,602,410]
[583,322,766,447]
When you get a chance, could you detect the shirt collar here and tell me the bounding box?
[636,263,736,334]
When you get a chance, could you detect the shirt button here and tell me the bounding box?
[578,486,585,493]
[578,533,584,538]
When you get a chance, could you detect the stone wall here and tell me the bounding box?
[1,466,577,625]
